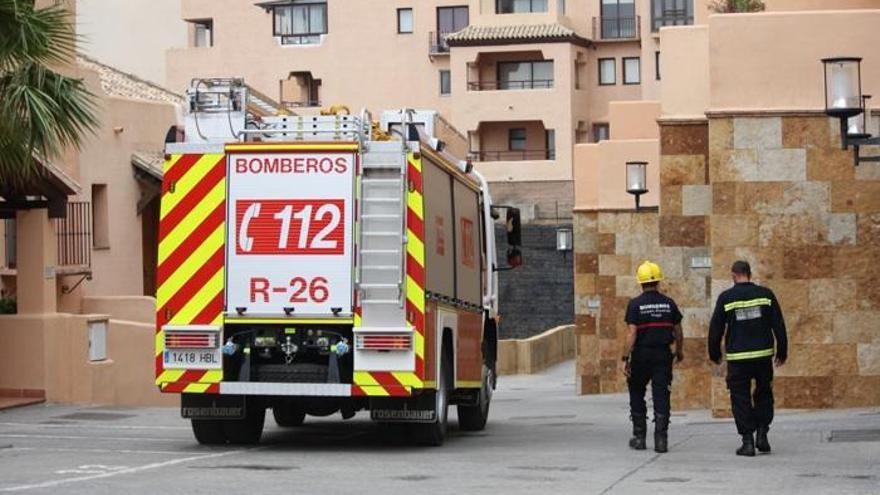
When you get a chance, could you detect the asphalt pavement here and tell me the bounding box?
[0,361,878,494]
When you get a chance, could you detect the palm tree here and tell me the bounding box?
[708,0,766,13]
[0,0,98,188]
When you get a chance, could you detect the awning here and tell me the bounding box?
[0,159,80,219]
[131,150,164,213]
[446,23,591,48]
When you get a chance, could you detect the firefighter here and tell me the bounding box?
[622,261,684,453]
[708,260,788,457]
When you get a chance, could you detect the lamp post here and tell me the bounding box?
[626,161,648,211]
[821,57,880,165]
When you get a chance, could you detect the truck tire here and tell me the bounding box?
[191,419,226,445]
[414,344,451,446]
[273,403,306,427]
[223,402,266,445]
[457,365,492,431]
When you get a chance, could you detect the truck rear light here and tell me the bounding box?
[355,334,412,351]
[165,330,219,349]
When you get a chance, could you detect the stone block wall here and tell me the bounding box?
[575,114,880,413]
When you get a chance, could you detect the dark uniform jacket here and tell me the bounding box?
[625,290,682,350]
[708,282,788,363]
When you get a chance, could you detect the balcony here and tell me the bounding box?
[592,16,640,41]
[651,10,692,31]
[474,149,555,161]
[467,79,554,91]
[429,31,453,56]
[55,201,92,274]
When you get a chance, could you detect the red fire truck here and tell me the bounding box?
[156,79,521,446]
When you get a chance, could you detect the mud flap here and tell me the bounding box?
[370,393,437,423]
[181,393,246,420]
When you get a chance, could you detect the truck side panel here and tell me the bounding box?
[155,152,226,393]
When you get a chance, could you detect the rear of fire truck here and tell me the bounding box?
[155,79,522,446]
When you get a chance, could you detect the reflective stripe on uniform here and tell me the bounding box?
[726,348,775,361]
[724,298,772,312]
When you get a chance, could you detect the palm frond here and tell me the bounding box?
[0,0,78,71]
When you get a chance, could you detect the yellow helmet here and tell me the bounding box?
[636,260,664,284]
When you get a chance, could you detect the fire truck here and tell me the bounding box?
[156,79,521,446]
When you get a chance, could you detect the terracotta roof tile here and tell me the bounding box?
[76,55,184,105]
[446,23,588,45]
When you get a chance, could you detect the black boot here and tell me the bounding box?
[654,414,669,453]
[756,426,771,453]
[629,415,647,450]
[736,433,756,457]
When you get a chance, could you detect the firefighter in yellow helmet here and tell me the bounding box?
[621,261,684,453]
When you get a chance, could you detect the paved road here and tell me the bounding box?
[0,361,878,494]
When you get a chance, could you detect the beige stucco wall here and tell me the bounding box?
[77,0,187,85]
[708,10,880,113]
[660,25,709,119]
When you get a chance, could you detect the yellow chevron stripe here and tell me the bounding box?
[155,369,185,385]
[155,330,164,357]
[201,370,223,383]
[413,331,425,359]
[353,313,362,327]
[160,154,222,219]
[224,318,354,325]
[353,371,380,387]
[456,380,482,388]
[163,154,182,177]
[156,225,225,307]
[406,229,425,267]
[392,372,423,388]
[158,179,225,265]
[408,153,422,172]
[357,386,391,397]
[407,190,423,220]
[406,275,425,313]
[169,268,224,325]
[183,383,211,393]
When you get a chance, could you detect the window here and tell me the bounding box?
[92,184,109,249]
[598,58,616,85]
[623,57,640,85]
[496,0,548,14]
[557,0,566,14]
[600,0,636,38]
[509,128,527,151]
[545,129,556,160]
[435,6,468,52]
[397,8,413,33]
[440,70,451,95]
[273,1,328,45]
[191,20,213,47]
[497,61,553,89]
[593,123,609,142]
[652,0,693,31]
[655,51,661,80]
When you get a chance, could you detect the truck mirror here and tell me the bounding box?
[506,247,523,269]
[506,208,522,247]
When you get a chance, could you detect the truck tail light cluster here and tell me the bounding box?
[355,333,412,351]
[165,330,219,349]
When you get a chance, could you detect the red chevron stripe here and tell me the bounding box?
[406,255,425,287]
[351,385,366,396]
[407,160,422,193]
[159,156,225,242]
[407,209,424,240]
[156,201,225,287]
[205,384,220,394]
[155,352,163,377]
[180,369,208,383]
[161,382,187,393]
[370,371,404,389]
[162,154,202,195]
[192,291,224,326]
[157,247,224,327]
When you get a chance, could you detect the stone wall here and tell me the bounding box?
[496,224,573,339]
[575,114,880,413]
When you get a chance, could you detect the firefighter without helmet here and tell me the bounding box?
[636,261,664,285]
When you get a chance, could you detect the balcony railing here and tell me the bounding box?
[282,100,322,109]
[429,31,453,55]
[55,201,92,270]
[593,15,640,40]
[652,10,693,31]
[474,149,556,161]
[467,79,554,91]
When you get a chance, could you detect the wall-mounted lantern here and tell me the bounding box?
[626,161,648,211]
[822,57,879,166]
[556,227,573,253]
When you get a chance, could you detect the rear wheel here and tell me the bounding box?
[223,402,266,445]
[191,419,226,445]
[457,365,492,431]
[414,344,451,446]
[273,402,306,427]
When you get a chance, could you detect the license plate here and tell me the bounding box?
[163,348,221,369]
